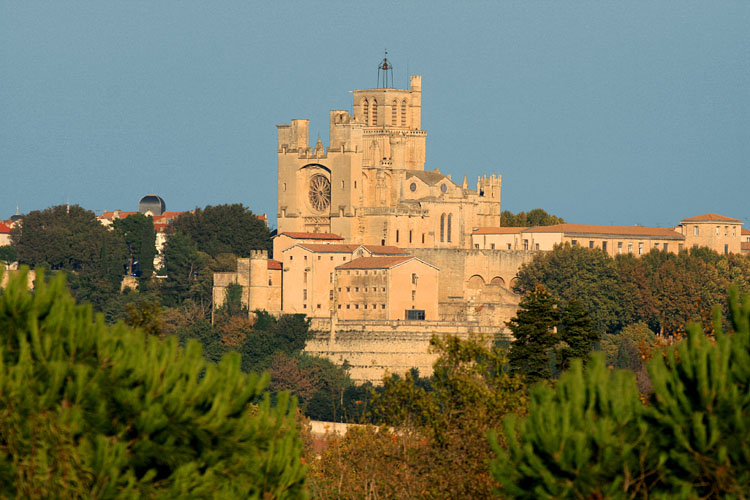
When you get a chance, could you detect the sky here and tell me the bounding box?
[1,1,748,229]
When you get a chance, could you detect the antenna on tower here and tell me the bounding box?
[377,49,393,88]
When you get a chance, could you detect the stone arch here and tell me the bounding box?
[490,276,505,287]
[509,277,519,290]
[467,275,485,289]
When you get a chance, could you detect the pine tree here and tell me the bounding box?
[0,268,307,498]
[558,299,599,371]
[507,284,560,383]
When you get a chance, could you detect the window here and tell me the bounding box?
[725,244,729,255]
[523,239,529,250]
[381,304,385,309]
[329,272,333,283]
[441,183,448,193]
[303,289,307,300]
[447,214,452,242]
[396,230,399,243]
[664,243,668,251]
[283,182,287,192]
[618,242,623,254]
[490,243,495,249]
[422,233,425,244]
[363,304,367,309]
[355,304,359,309]
[410,182,417,192]
[362,98,368,123]
[409,230,413,243]
[338,304,341,309]
[412,290,416,301]
[401,100,407,126]
[346,304,350,309]
[371,99,377,125]
[290,256,293,261]
[355,287,359,292]
[654,242,659,248]
[638,242,643,255]
[406,309,425,320]
[412,273,418,284]
[725,226,729,236]
[391,99,397,124]
[440,214,445,242]
[474,244,479,249]
[354,181,357,188]
[316,304,321,309]
[716,226,720,236]
[304,255,307,261]
[535,243,540,250]
[330,256,333,260]
[364,287,368,292]
[602,241,607,251]
[694,225,699,236]
[628,242,633,253]
[507,243,512,250]
[303,272,307,284]
[317,255,321,260]
[571,240,578,246]
[679,244,684,251]
[346,287,350,292]
[382,287,386,292]
[589,241,594,249]
[341,180,344,189]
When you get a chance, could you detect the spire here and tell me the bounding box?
[377,49,394,88]
[462,175,468,189]
[314,134,324,155]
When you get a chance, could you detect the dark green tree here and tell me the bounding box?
[558,299,599,371]
[0,268,307,498]
[501,208,565,227]
[506,285,561,383]
[113,213,156,278]
[515,243,627,333]
[0,245,16,264]
[170,203,272,258]
[11,204,128,310]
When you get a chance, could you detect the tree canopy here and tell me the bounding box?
[501,208,565,227]
[170,204,272,258]
[113,213,156,278]
[0,268,307,498]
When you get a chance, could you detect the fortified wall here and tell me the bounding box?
[305,318,513,384]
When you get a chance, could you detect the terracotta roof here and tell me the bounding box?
[361,245,409,255]
[267,259,282,270]
[279,232,344,241]
[523,224,684,239]
[292,244,359,254]
[336,256,414,270]
[680,213,742,223]
[0,222,11,234]
[741,228,750,235]
[153,223,169,233]
[256,214,268,221]
[472,227,524,235]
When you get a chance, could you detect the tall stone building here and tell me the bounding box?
[276,74,501,249]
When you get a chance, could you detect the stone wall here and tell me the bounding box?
[305,318,512,384]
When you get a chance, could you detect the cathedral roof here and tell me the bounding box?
[360,245,409,255]
[524,224,684,239]
[405,170,452,186]
[680,213,742,223]
[279,232,344,241]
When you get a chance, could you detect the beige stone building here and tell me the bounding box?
[676,213,743,255]
[213,250,282,316]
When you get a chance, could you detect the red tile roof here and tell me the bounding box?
[681,213,742,223]
[280,232,344,240]
[294,244,359,253]
[524,224,684,239]
[267,259,282,270]
[472,227,524,235]
[742,228,750,235]
[0,222,11,234]
[336,256,414,270]
[256,214,268,221]
[153,223,170,233]
[361,245,409,255]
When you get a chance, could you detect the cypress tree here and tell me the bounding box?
[0,268,307,498]
[507,284,560,383]
[558,299,599,371]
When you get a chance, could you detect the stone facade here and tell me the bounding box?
[213,250,282,316]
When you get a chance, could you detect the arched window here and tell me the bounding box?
[440,213,445,242]
[362,99,369,124]
[371,99,378,126]
[392,99,397,124]
[401,100,407,126]
[447,214,452,243]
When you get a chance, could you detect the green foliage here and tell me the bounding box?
[0,268,307,498]
[600,322,657,371]
[515,243,626,333]
[239,312,312,372]
[490,354,650,499]
[170,204,272,258]
[501,208,565,227]
[506,285,561,383]
[113,213,156,278]
[12,205,128,310]
[0,245,16,264]
[366,335,527,498]
[558,299,599,371]
[492,288,750,498]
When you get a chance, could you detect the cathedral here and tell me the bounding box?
[275,73,501,250]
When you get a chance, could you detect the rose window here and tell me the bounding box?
[308,174,331,212]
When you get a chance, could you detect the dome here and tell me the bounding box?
[138,194,166,216]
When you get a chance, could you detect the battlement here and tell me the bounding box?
[477,174,502,200]
[250,249,268,259]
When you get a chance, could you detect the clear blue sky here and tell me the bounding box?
[2,1,748,228]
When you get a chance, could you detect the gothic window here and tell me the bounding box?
[308,174,331,212]
[401,100,407,126]
[392,99,397,124]
[440,213,445,242]
[362,98,368,123]
[447,214,452,242]
[371,99,378,125]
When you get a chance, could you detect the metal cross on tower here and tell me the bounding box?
[377,50,393,88]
